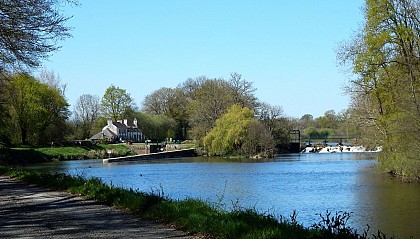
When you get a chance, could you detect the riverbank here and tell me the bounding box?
[0,167,393,239]
[0,175,197,238]
[0,143,197,165]
[0,144,132,165]
[103,148,197,163]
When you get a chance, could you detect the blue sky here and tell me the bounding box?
[41,1,364,118]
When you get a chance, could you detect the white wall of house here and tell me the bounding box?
[102,119,144,142]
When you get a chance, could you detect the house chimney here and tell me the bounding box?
[133,118,138,127]
[107,119,112,126]
[123,119,128,126]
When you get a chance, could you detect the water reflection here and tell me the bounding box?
[358,168,420,238]
[24,153,419,238]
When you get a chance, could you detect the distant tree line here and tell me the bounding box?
[0,68,368,157]
[0,0,369,156]
[140,73,292,156]
[70,74,361,157]
[0,0,363,158]
[2,0,417,178]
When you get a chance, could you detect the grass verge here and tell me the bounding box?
[0,168,393,239]
[0,144,132,164]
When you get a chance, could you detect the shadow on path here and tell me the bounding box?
[0,176,197,238]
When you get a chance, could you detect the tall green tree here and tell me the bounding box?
[186,77,235,140]
[37,69,70,143]
[101,85,135,122]
[166,88,190,140]
[299,114,315,129]
[339,0,420,179]
[0,75,11,146]
[6,73,69,144]
[204,104,275,157]
[184,75,257,141]
[204,105,254,156]
[141,74,258,142]
[316,110,339,130]
[143,87,189,140]
[132,111,175,141]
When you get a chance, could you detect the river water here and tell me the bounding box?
[26,153,419,238]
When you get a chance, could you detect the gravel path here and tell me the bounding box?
[0,176,198,238]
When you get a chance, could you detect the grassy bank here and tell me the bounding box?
[0,144,132,164]
[0,168,392,239]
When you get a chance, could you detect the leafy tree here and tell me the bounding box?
[203,105,254,156]
[101,85,135,122]
[37,69,70,143]
[271,117,294,149]
[256,102,290,147]
[142,87,174,115]
[316,110,339,129]
[299,110,358,144]
[333,110,362,141]
[142,74,258,142]
[318,128,335,141]
[339,0,420,179]
[184,75,258,141]
[303,127,319,140]
[0,0,75,73]
[256,102,283,132]
[151,114,176,141]
[166,88,190,140]
[241,119,275,157]
[73,94,101,139]
[0,75,11,146]
[186,77,235,140]
[300,114,315,129]
[143,87,189,140]
[6,73,69,144]
[0,103,10,146]
[132,112,175,141]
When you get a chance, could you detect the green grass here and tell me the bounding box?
[34,146,90,157]
[0,144,133,164]
[35,144,132,159]
[0,168,393,239]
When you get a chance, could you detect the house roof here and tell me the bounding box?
[103,128,118,137]
[90,119,143,141]
[126,122,138,128]
[90,128,117,140]
[127,128,141,132]
[113,121,141,131]
[113,122,128,129]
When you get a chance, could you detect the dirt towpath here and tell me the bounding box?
[0,176,198,238]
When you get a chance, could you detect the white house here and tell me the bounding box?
[91,118,145,143]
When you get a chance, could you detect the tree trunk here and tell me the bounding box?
[21,127,28,145]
